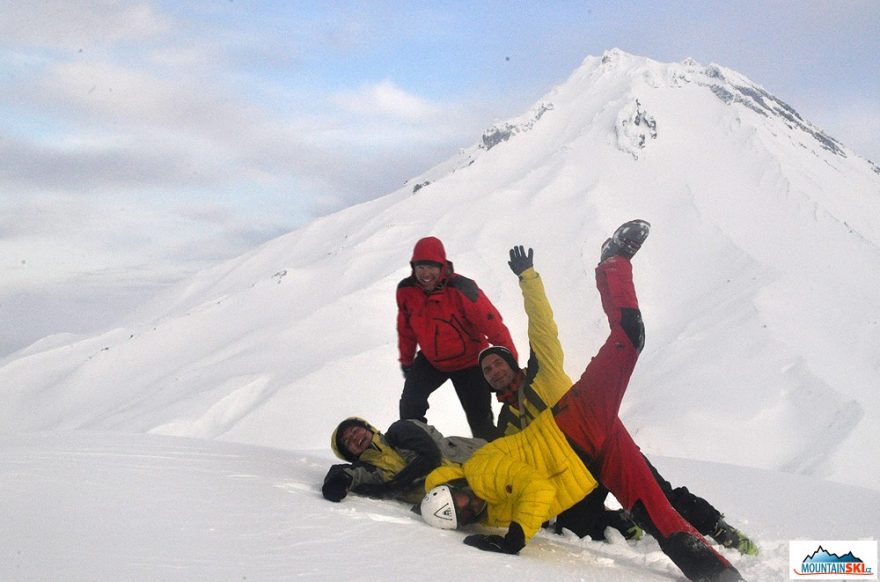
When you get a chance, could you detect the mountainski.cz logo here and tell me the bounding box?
[790,540,877,579]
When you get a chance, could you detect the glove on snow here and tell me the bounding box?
[322,464,353,502]
[463,522,525,555]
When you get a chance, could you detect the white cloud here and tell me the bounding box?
[332,79,441,122]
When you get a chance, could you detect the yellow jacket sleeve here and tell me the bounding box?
[519,268,572,406]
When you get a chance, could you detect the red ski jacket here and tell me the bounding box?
[396,237,517,372]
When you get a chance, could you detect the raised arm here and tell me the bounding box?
[508,246,572,406]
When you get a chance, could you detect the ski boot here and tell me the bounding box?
[712,518,759,555]
[600,219,651,262]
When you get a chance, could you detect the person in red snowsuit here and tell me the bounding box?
[551,226,741,580]
[421,221,743,581]
[396,236,517,440]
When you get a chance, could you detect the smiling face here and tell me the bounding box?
[341,424,373,457]
[481,353,516,393]
[414,263,442,291]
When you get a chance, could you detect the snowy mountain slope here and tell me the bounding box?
[2,431,878,582]
[1,50,879,497]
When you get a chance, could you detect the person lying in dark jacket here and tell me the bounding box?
[322,417,485,505]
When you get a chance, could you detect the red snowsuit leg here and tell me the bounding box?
[553,256,640,458]
[553,257,738,582]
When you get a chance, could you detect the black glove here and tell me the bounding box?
[464,534,508,553]
[401,364,413,379]
[508,246,534,276]
[463,522,525,555]
[322,464,353,502]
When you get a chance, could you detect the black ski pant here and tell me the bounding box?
[642,456,723,536]
[399,352,502,441]
[554,454,723,540]
[555,483,634,540]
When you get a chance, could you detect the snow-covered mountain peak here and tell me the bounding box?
[413,48,871,198]
[560,49,853,163]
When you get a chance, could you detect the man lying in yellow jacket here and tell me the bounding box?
[419,221,743,582]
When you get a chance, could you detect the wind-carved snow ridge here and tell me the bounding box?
[149,376,272,440]
[615,99,657,160]
[702,65,846,157]
[480,102,555,150]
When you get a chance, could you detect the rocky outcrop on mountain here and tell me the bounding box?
[615,99,657,159]
[700,65,846,157]
[480,103,554,151]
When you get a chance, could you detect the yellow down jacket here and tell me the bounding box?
[425,408,598,542]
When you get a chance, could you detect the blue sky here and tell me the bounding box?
[0,0,878,355]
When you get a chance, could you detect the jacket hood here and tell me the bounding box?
[331,417,381,462]
[410,236,446,264]
[410,236,454,277]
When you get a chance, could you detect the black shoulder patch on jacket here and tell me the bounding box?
[397,276,418,290]
[447,275,479,302]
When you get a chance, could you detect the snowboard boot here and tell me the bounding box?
[712,518,759,556]
[600,219,651,262]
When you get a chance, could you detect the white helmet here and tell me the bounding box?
[420,485,458,530]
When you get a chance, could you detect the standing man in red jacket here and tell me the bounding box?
[397,236,518,441]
